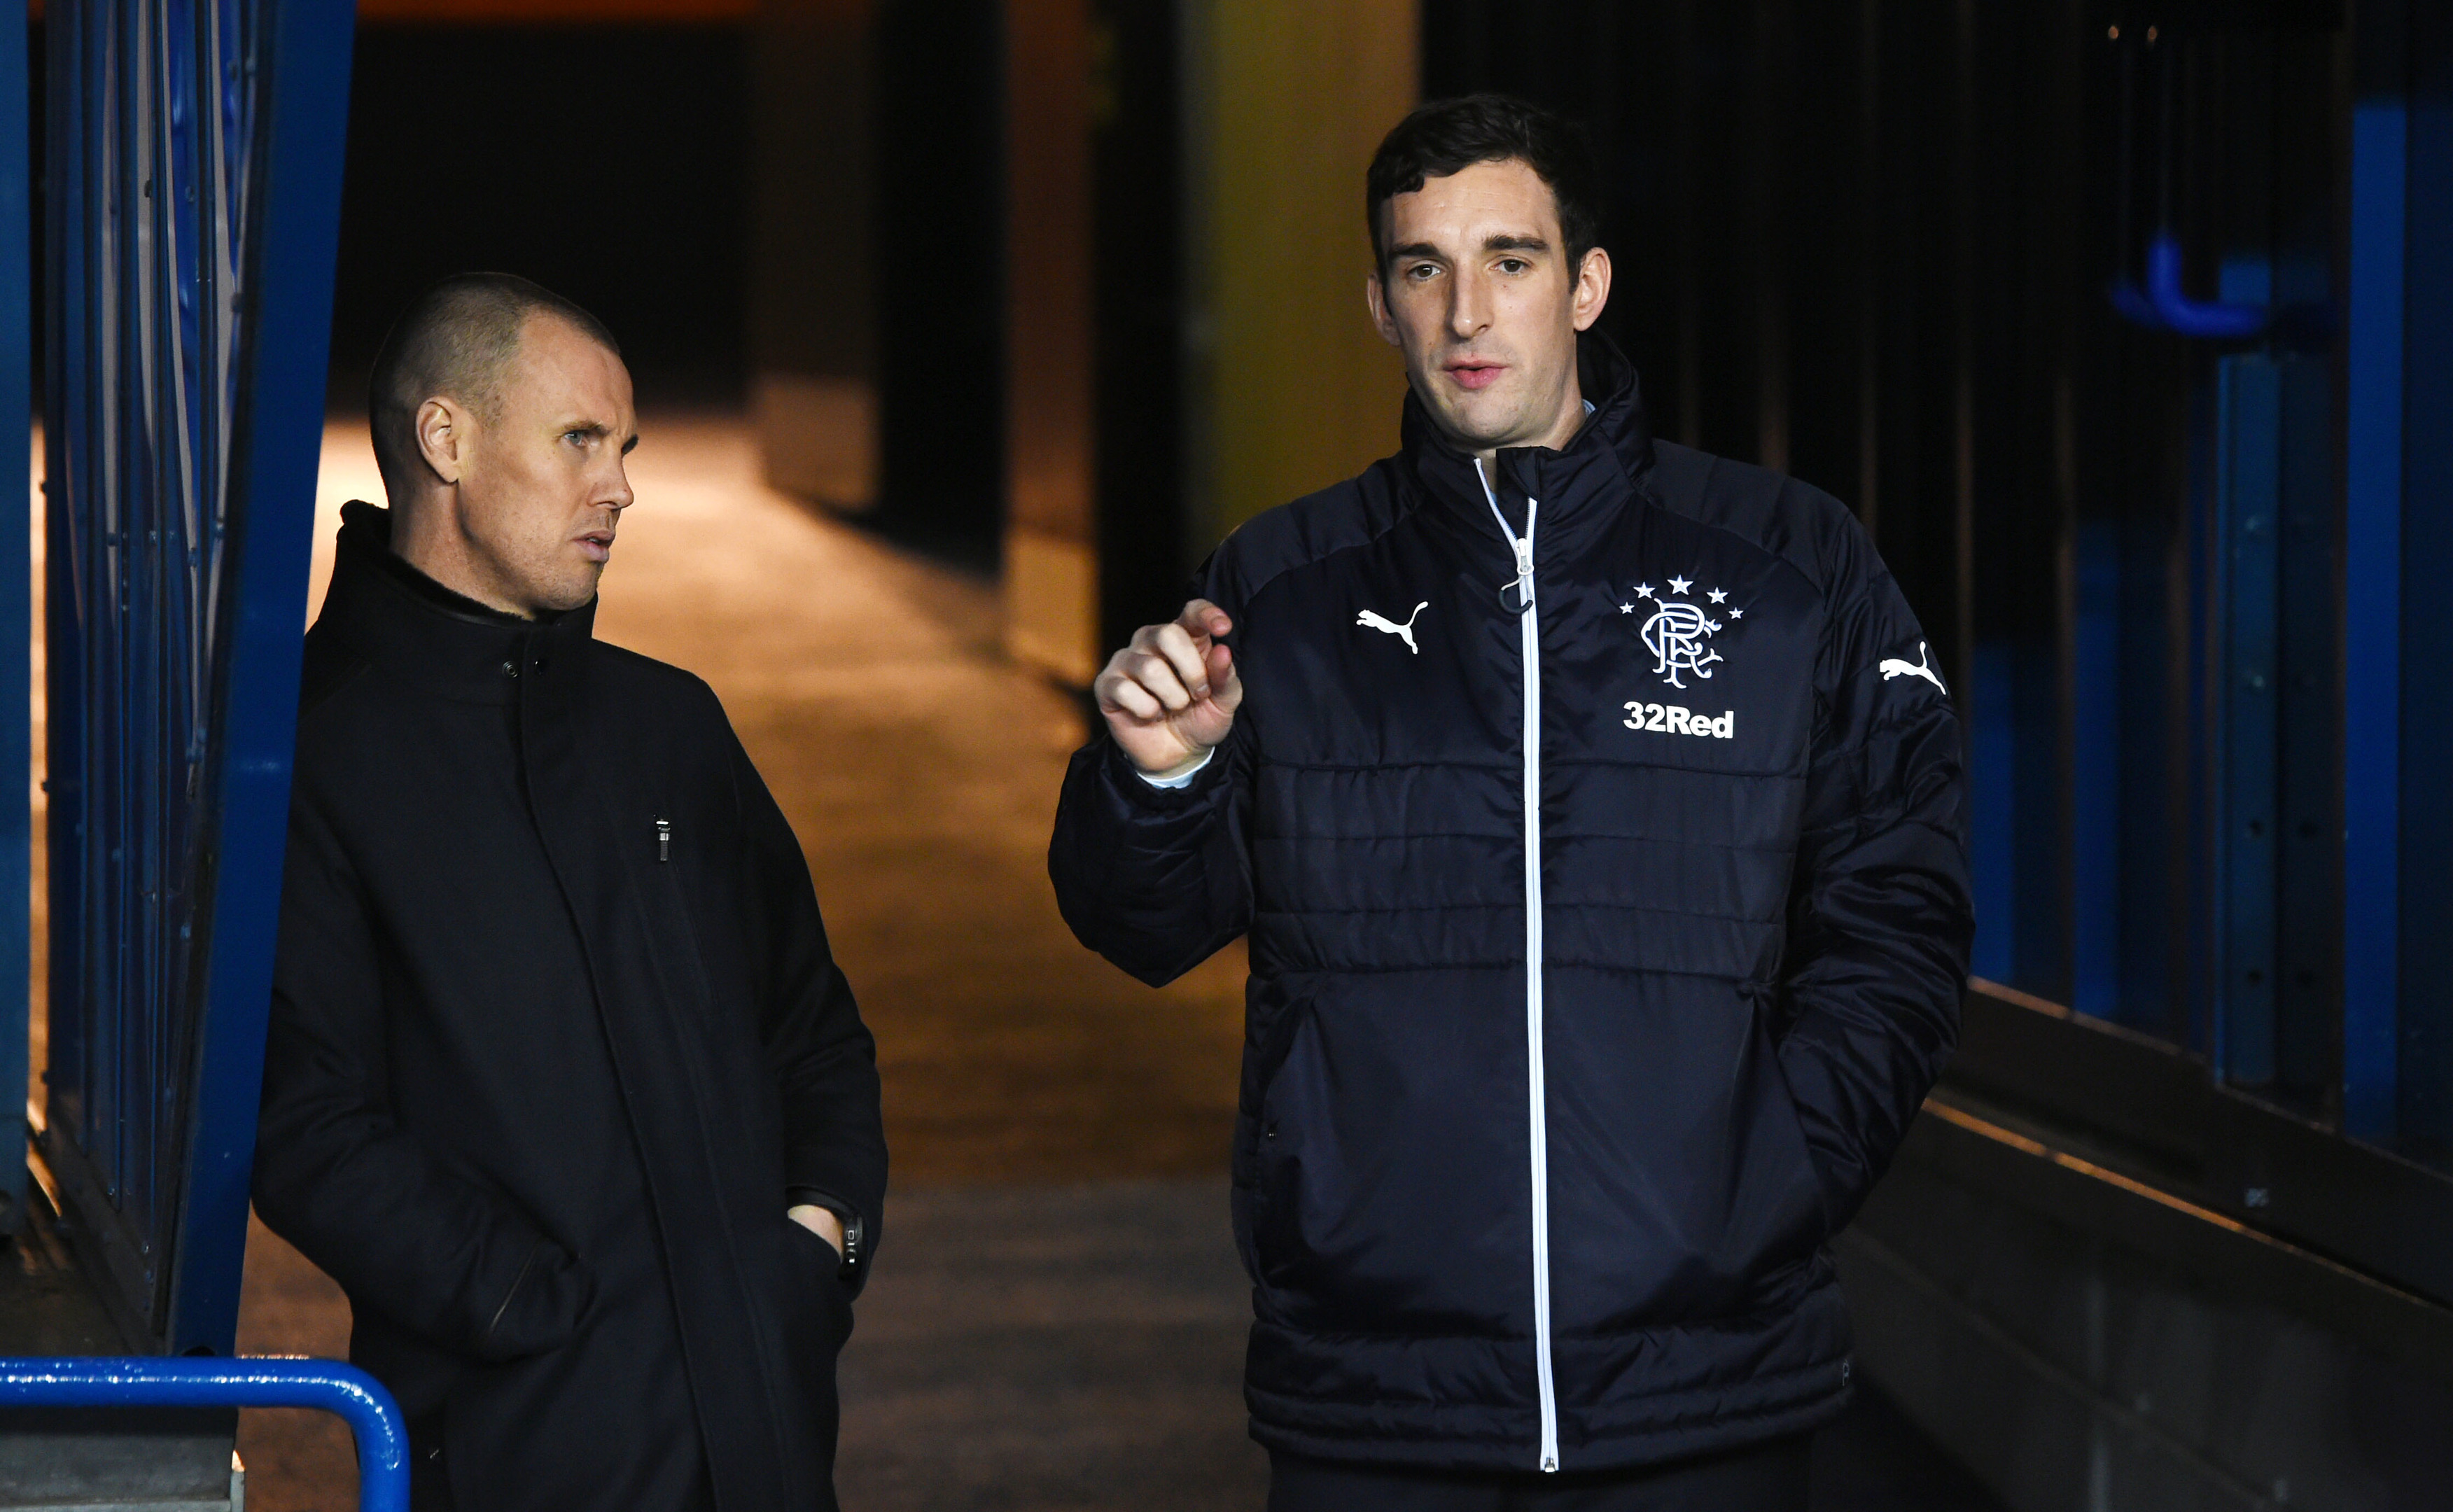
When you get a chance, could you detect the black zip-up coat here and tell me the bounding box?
[1051,335,1970,1475]
[253,503,886,1512]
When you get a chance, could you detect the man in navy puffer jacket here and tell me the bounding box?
[1049,94,1972,1511]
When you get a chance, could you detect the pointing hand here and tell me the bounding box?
[1094,599,1243,776]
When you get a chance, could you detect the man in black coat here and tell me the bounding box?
[253,274,886,1512]
[1049,97,1971,1510]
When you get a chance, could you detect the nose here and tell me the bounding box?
[601,453,636,514]
[1448,266,1490,342]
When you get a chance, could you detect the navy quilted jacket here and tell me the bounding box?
[1049,333,1971,1476]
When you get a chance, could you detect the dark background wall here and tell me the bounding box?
[869,0,1005,564]
[326,22,753,409]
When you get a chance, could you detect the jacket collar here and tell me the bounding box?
[317,498,598,706]
[1402,329,1656,564]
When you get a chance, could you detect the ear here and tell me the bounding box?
[1570,247,1613,332]
[414,396,468,485]
[1365,270,1402,348]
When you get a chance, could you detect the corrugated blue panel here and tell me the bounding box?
[40,0,353,1352]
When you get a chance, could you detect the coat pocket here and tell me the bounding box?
[474,1237,596,1362]
[782,1216,853,1346]
[1754,1009,1837,1253]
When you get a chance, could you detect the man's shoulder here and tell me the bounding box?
[586,640,733,731]
[587,639,718,702]
[1642,440,1875,601]
[295,620,374,726]
[1207,454,1413,610]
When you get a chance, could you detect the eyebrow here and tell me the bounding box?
[1385,232,1553,266]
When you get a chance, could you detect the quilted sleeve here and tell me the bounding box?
[1776,506,1974,1231]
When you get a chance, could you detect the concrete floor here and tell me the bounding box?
[220,415,2001,1511]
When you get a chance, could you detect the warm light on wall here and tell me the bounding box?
[30,0,757,18]
[354,0,753,22]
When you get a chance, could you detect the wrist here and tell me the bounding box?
[788,1203,846,1256]
[1138,746,1215,782]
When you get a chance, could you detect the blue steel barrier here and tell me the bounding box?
[38,0,355,1354]
[0,1356,409,1512]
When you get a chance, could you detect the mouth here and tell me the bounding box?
[1444,359,1507,393]
[575,528,615,564]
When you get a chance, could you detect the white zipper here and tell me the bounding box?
[1477,459,1560,1474]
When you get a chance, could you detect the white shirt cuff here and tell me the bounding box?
[1136,746,1215,788]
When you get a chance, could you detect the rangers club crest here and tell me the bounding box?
[1619,575,1745,690]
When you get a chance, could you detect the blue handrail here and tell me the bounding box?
[2112,231,2270,340]
[0,1356,409,1512]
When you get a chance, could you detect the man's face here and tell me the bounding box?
[1367,158,1611,456]
[442,314,638,615]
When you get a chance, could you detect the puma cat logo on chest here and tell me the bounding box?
[1357,602,1428,654]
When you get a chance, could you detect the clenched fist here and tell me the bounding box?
[1096,598,1243,777]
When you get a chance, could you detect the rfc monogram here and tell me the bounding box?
[1621,575,1746,689]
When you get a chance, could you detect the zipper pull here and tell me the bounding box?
[655,818,671,862]
[1503,535,1537,614]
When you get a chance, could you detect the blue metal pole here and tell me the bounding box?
[163,0,358,1356]
[0,1357,410,1512]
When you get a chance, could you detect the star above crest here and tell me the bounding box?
[1668,575,1693,595]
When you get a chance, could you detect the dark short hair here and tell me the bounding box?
[368,272,622,492]
[1364,93,1602,276]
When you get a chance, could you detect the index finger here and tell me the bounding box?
[1177,598,1232,643]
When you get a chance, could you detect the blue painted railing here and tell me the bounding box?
[0,1357,409,1512]
[2111,231,2270,339]
[38,0,355,1354]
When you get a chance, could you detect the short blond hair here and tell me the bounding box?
[368,273,620,493]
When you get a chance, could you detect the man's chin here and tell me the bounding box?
[533,571,603,616]
[1421,390,1533,454]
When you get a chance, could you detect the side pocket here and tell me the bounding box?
[1760,1019,1836,1243]
[1229,1183,1264,1285]
[1231,978,1317,1296]
[474,1238,594,1362]
[1742,977,1835,1247]
[1234,978,1313,1194]
[783,1218,855,1350]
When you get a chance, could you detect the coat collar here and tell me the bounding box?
[1401,329,1656,564]
[317,499,599,706]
